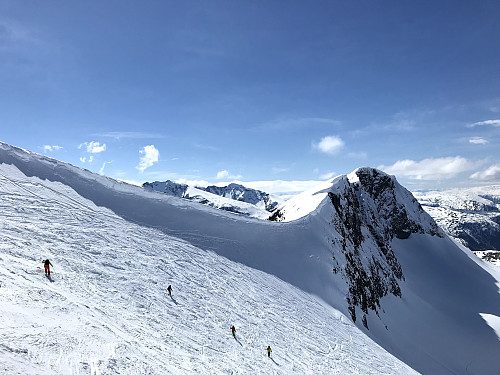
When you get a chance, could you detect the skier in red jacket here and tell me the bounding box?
[42,259,53,276]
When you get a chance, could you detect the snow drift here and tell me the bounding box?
[1,142,500,374]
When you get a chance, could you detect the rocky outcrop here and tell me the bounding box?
[313,169,442,327]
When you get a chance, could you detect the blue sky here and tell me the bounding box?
[1,1,499,193]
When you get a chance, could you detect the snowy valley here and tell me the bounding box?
[1,142,500,375]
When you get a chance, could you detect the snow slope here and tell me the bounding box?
[1,143,500,374]
[0,151,416,374]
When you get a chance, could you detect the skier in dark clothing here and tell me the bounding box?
[42,259,53,276]
[231,325,236,338]
[267,345,272,358]
[167,285,172,296]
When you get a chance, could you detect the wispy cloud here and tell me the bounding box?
[80,156,94,163]
[79,141,106,153]
[271,167,290,174]
[193,143,220,152]
[468,119,500,128]
[469,137,488,145]
[379,156,476,180]
[216,170,242,180]
[347,151,368,159]
[99,161,112,174]
[313,135,344,155]
[470,164,500,181]
[42,145,63,153]
[365,111,425,134]
[258,117,341,131]
[137,145,159,172]
[95,132,166,140]
[319,171,336,180]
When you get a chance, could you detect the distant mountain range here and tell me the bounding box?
[143,180,282,219]
[413,187,500,265]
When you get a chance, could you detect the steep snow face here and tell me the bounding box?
[143,180,272,219]
[2,142,500,375]
[272,167,443,326]
[0,156,417,374]
[414,187,500,252]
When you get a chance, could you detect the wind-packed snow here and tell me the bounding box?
[1,142,500,375]
[0,148,416,374]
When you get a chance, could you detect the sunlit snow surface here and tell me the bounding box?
[0,163,417,374]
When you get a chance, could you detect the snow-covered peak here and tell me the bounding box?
[273,167,439,236]
[200,183,282,212]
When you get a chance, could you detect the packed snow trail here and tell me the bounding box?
[0,163,418,374]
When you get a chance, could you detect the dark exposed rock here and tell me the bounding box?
[268,209,285,222]
[326,168,441,325]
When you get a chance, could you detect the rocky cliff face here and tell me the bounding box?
[271,168,443,327]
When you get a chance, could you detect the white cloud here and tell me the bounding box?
[80,156,94,164]
[216,170,242,180]
[469,137,488,145]
[313,136,344,155]
[378,156,476,180]
[42,145,63,153]
[319,171,336,180]
[239,180,324,195]
[137,145,159,172]
[468,119,500,128]
[216,170,229,179]
[79,141,106,153]
[470,164,500,181]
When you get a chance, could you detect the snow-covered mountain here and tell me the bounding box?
[143,180,280,219]
[1,142,500,375]
[201,183,281,212]
[414,187,500,263]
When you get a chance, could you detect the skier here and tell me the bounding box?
[267,345,272,358]
[231,325,236,338]
[42,259,53,276]
[167,285,172,296]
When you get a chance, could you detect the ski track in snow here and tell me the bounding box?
[0,164,418,374]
